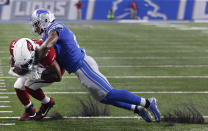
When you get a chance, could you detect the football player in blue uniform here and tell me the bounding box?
[30,9,160,122]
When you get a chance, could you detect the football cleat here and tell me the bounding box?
[18,104,36,121]
[147,97,160,122]
[35,98,55,120]
[134,106,152,122]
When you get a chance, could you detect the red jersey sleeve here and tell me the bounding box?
[32,40,56,67]
[40,48,56,67]
[33,40,43,46]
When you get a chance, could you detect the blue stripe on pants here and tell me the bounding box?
[80,61,113,93]
[83,60,112,89]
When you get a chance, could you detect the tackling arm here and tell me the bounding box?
[41,59,62,82]
[37,31,59,61]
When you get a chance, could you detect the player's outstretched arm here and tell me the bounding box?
[41,59,62,83]
[38,31,59,61]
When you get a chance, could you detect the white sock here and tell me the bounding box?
[41,96,50,104]
[25,101,32,109]
[131,105,136,111]
[140,98,146,107]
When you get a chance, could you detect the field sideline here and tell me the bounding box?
[1,22,208,131]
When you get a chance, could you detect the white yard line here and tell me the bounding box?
[0,85,6,87]
[94,56,208,60]
[4,75,208,79]
[2,91,208,95]
[0,101,10,103]
[87,50,201,53]
[0,96,8,98]
[0,111,13,113]
[58,76,208,79]
[0,123,15,126]
[0,75,205,79]
[44,91,208,94]
[101,65,208,68]
[0,79,5,81]
[0,82,6,84]
[3,65,208,68]
[0,106,11,108]
[0,116,208,119]
[0,89,7,91]
[3,56,208,60]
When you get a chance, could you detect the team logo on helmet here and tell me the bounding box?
[26,40,34,53]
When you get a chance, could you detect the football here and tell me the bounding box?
[13,64,29,76]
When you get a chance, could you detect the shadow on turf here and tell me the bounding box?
[74,95,110,117]
[45,95,110,121]
[162,103,206,124]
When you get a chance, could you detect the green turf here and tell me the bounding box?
[1,22,208,130]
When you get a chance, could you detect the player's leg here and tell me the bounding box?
[14,77,36,121]
[25,80,54,120]
[75,55,154,122]
[104,89,160,122]
[101,99,152,122]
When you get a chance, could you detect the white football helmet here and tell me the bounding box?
[13,38,39,67]
[31,9,55,35]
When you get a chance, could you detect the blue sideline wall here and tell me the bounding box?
[0,0,207,21]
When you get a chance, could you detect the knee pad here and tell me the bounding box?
[14,78,26,90]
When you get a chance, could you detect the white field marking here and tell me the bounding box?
[3,65,208,68]
[101,65,208,68]
[0,116,139,119]
[0,101,10,103]
[94,56,208,60]
[0,89,7,91]
[0,123,15,126]
[0,79,5,81]
[87,50,200,53]
[3,75,208,79]
[62,76,208,79]
[1,116,208,119]
[0,82,6,84]
[142,22,208,31]
[0,111,12,113]
[2,91,208,95]
[44,91,208,94]
[0,106,11,108]
[0,51,7,53]
[0,85,6,87]
[0,96,8,98]
[3,56,208,60]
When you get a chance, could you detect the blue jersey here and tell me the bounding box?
[42,21,85,74]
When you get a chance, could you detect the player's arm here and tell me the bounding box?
[8,56,22,77]
[41,59,62,82]
[9,56,15,68]
[37,31,59,61]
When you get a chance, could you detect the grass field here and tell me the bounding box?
[1,22,208,131]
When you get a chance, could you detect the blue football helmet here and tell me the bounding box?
[31,9,55,35]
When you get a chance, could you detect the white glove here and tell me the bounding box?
[8,67,20,77]
[25,66,45,80]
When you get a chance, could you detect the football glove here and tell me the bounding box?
[8,67,20,77]
[25,66,45,80]
[31,48,40,65]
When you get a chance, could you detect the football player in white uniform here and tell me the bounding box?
[9,38,65,120]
